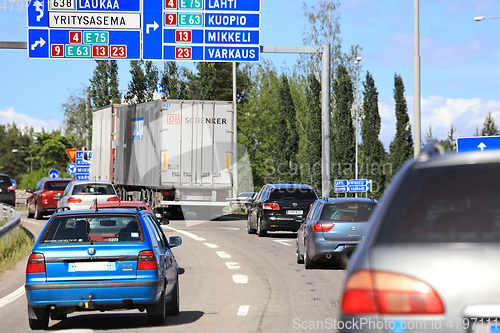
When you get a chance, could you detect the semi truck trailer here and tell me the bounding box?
[90,99,236,219]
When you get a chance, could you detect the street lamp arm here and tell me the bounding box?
[474,16,500,21]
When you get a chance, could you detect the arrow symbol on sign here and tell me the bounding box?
[478,142,487,151]
[31,37,46,50]
[33,0,44,22]
[146,21,159,34]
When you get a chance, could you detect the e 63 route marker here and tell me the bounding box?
[457,136,500,153]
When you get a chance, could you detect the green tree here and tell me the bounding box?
[360,71,386,199]
[298,74,322,192]
[0,124,33,182]
[274,74,299,183]
[62,86,91,149]
[389,74,413,174]
[125,61,159,104]
[331,64,355,189]
[423,124,437,146]
[161,62,189,100]
[90,60,121,108]
[441,123,457,152]
[480,111,499,136]
[30,131,76,170]
[198,62,216,100]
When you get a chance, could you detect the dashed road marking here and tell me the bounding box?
[226,262,241,270]
[163,226,206,241]
[237,305,250,316]
[221,227,240,230]
[22,219,39,225]
[0,285,25,309]
[233,275,248,284]
[204,243,219,249]
[216,251,231,259]
[273,239,293,246]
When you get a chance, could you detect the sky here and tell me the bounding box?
[2,0,500,150]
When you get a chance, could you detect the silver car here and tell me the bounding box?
[340,142,500,332]
[296,197,377,269]
[57,180,119,210]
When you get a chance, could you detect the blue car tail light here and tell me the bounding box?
[27,253,46,273]
[137,250,157,270]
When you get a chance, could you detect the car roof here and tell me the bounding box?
[42,177,75,182]
[267,184,314,190]
[415,149,500,169]
[53,208,146,216]
[69,180,114,185]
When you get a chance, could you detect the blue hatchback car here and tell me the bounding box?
[25,207,182,329]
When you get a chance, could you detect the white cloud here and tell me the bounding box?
[377,96,500,150]
[0,107,62,132]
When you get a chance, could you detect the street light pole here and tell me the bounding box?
[12,149,33,172]
[354,56,362,198]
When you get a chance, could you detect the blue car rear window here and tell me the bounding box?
[41,214,144,243]
[321,202,376,221]
[377,163,500,244]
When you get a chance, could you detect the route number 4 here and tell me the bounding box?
[70,31,82,44]
[165,0,176,9]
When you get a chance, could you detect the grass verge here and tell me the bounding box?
[0,227,34,273]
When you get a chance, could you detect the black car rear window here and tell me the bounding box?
[41,214,144,244]
[377,163,500,244]
[269,188,317,200]
[72,184,116,195]
[44,181,71,191]
[321,202,376,221]
[0,176,10,185]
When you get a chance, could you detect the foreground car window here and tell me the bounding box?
[41,214,144,243]
[378,163,500,244]
[44,181,71,191]
[269,189,317,200]
[320,202,376,221]
[72,184,116,195]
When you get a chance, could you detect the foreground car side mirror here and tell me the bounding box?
[169,236,182,247]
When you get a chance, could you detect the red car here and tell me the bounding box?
[27,178,75,219]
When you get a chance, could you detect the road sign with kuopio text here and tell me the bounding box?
[75,151,92,180]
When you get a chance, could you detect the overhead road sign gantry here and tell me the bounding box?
[143,0,261,62]
[334,179,370,193]
[27,0,141,59]
[457,136,500,153]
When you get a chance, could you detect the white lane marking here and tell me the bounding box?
[232,275,248,284]
[216,251,231,259]
[221,227,239,230]
[226,262,240,270]
[0,285,25,309]
[22,219,39,225]
[204,243,219,249]
[237,305,250,316]
[273,239,293,246]
[163,226,206,241]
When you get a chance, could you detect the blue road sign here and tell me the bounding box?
[10,180,17,189]
[75,151,91,179]
[156,83,163,94]
[334,179,370,193]
[27,0,141,59]
[67,163,77,175]
[48,169,59,179]
[144,0,261,61]
[457,136,500,153]
[76,174,90,181]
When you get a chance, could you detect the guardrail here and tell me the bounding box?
[0,203,21,245]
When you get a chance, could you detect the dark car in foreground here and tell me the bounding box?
[340,142,500,332]
[247,184,318,236]
[296,197,377,269]
[0,173,16,206]
[27,177,74,219]
[25,207,182,329]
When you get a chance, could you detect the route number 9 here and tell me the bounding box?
[175,47,192,59]
[51,44,64,57]
[165,13,177,26]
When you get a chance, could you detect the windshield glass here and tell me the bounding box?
[72,184,116,195]
[269,188,317,200]
[320,202,376,221]
[41,214,144,244]
[44,181,71,191]
[378,163,500,244]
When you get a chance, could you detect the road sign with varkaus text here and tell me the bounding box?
[27,0,141,59]
[75,151,92,180]
[143,0,261,62]
[456,136,500,153]
[334,179,370,193]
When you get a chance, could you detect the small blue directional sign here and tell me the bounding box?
[75,151,91,180]
[48,169,60,179]
[334,179,370,193]
[67,163,77,175]
[156,83,163,94]
[10,180,17,189]
[457,136,500,153]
